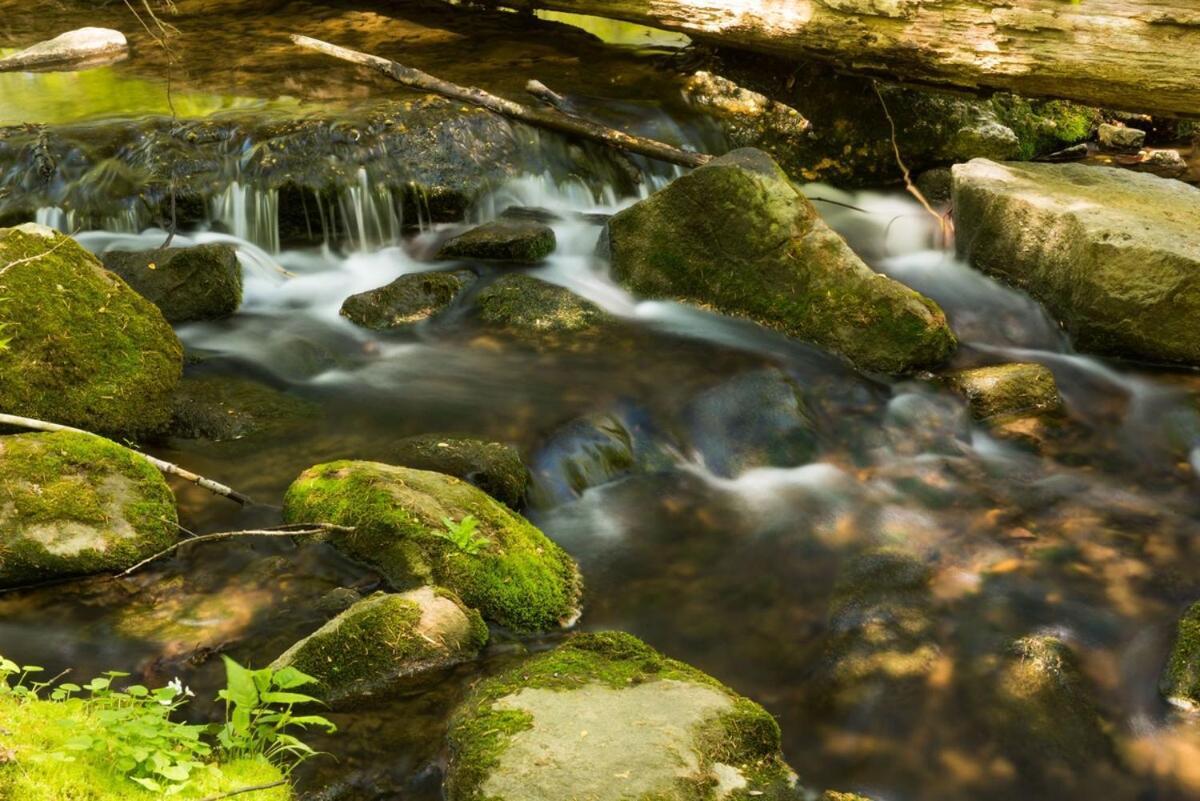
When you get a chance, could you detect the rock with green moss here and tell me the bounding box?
[953,159,1200,366]
[605,149,956,375]
[445,631,801,801]
[391,434,528,508]
[0,225,182,437]
[169,375,318,441]
[438,220,556,263]
[941,362,1062,421]
[0,431,178,588]
[101,244,242,323]
[340,270,473,331]
[272,587,488,703]
[1161,601,1200,711]
[475,273,615,346]
[282,461,581,633]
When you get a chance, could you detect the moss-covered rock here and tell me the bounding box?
[941,362,1062,421]
[282,461,581,632]
[0,431,178,588]
[605,149,955,375]
[168,375,318,441]
[475,273,615,346]
[953,159,1200,366]
[272,587,487,703]
[340,270,473,331]
[445,631,801,801]
[437,220,556,263]
[1161,601,1200,711]
[101,244,242,323]
[0,225,182,437]
[391,434,528,508]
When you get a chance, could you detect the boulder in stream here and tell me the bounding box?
[475,273,615,347]
[101,244,242,323]
[604,149,956,375]
[391,433,529,509]
[272,588,488,703]
[941,362,1062,421]
[0,431,177,589]
[340,270,473,331]
[1161,600,1200,711]
[953,159,1200,366]
[437,220,556,263]
[0,28,127,72]
[445,631,800,801]
[282,461,581,632]
[0,224,182,438]
[168,375,318,442]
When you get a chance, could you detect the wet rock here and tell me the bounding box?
[1098,122,1146,153]
[168,375,317,441]
[682,70,812,162]
[0,225,181,437]
[1129,149,1188,180]
[475,273,614,345]
[915,167,954,205]
[683,368,816,477]
[0,27,127,72]
[953,159,1200,366]
[499,206,561,224]
[315,586,363,617]
[942,362,1062,421]
[100,244,242,323]
[0,431,177,588]
[1161,601,1200,711]
[445,631,801,801]
[282,461,581,632]
[272,588,488,703]
[437,220,556,263]
[340,270,473,331]
[605,149,956,375]
[390,433,528,509]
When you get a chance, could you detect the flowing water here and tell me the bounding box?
[3,3,1200,800]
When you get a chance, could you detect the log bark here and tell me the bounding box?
[290,35,712,168]
[492,0,1200,117]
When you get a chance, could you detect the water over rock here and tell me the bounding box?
[444,631,801,801]
[604,149,956,374]
[1161,600,1200,711]
[282,461,581,632]
[390,433,529,509]
[953,159,1200,366]
[437,220,556,263]
[0,224,181,437]
[941,362,1062,421]
[340,270,473,332]
[101,244,242,323]
[0,431,177,589]
[0,27,127,72]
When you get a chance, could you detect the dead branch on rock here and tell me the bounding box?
[194,780,288,801]
[873,82,951,244]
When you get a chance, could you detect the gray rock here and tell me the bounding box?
[340,270,472,331]
[1098,122,1146,152]
[102,244,242,322]
[437,220,556,263]
[0,28,127,72]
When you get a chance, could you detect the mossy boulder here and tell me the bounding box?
[272,587,488,703]
[101,244,242,323]
[340,270,473,331]
[0,431,178,588]
[605,149,955,375]
[169,375,318,441]
[953,159,1200,366]
[475,273,615,346]
[0,225,182,437]
[391,434,529,508]
[445,631,801,801]
[941,362,1062,421]
[438,220,556,263]
[282,461,581,632]
[1161,601,1200,711]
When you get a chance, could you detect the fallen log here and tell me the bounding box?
[485,0,1200,118]
[290,34,711,168]
[0,28,128,72]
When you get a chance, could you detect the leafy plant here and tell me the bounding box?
[436,514,490,555]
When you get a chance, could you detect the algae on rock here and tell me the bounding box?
[340,270,473,331]
[942,362,1062,421]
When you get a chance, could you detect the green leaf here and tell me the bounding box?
[260,691,320,706]
[271,666,318,690]
[130,777,162,792]
[220,656,259,708]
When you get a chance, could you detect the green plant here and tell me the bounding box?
[215,656,336,771]
[436,514,490,555]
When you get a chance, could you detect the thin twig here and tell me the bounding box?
[112,523,354,579]
[872,81,951,242]
[0,233,77,280]
[0,413,253,505]
[194,780,288,801]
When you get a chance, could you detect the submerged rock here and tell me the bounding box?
[0,225,182,437]
[282,461,581,632]
[445,631,800,801]
[272,588,487,703]
[1161,601,1200,711]
[0,27,127,72]
[953,159,1200,366]
[475,273,614,346]
[168,375,317,441]
[0,431,177,588]
[438,220,556,263]
[1098,122,1145,153]
[391,433,528,509]
[605,149,955,374]
[942,362,1062,421]
[340,270,473,331]
[101,244,242,323]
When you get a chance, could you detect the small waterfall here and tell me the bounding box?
[336,168,404,251]
[35,206,71,232]
[212,181,280,252]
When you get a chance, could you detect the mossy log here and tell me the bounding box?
[491,0,1200,117]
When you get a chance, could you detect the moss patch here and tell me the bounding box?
[1161,601,1200,710]
[475,273,615,348]
[340,270,472,331]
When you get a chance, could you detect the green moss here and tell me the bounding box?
[0,695,291,801]
[475,273,614,345]
[992,96,1100,161]
[0,228,182,437]
[0,431,178,587]
[438,220,556,263]
[391,434,529,509]
[281,461,581,632]
[1161,601,1200,710]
